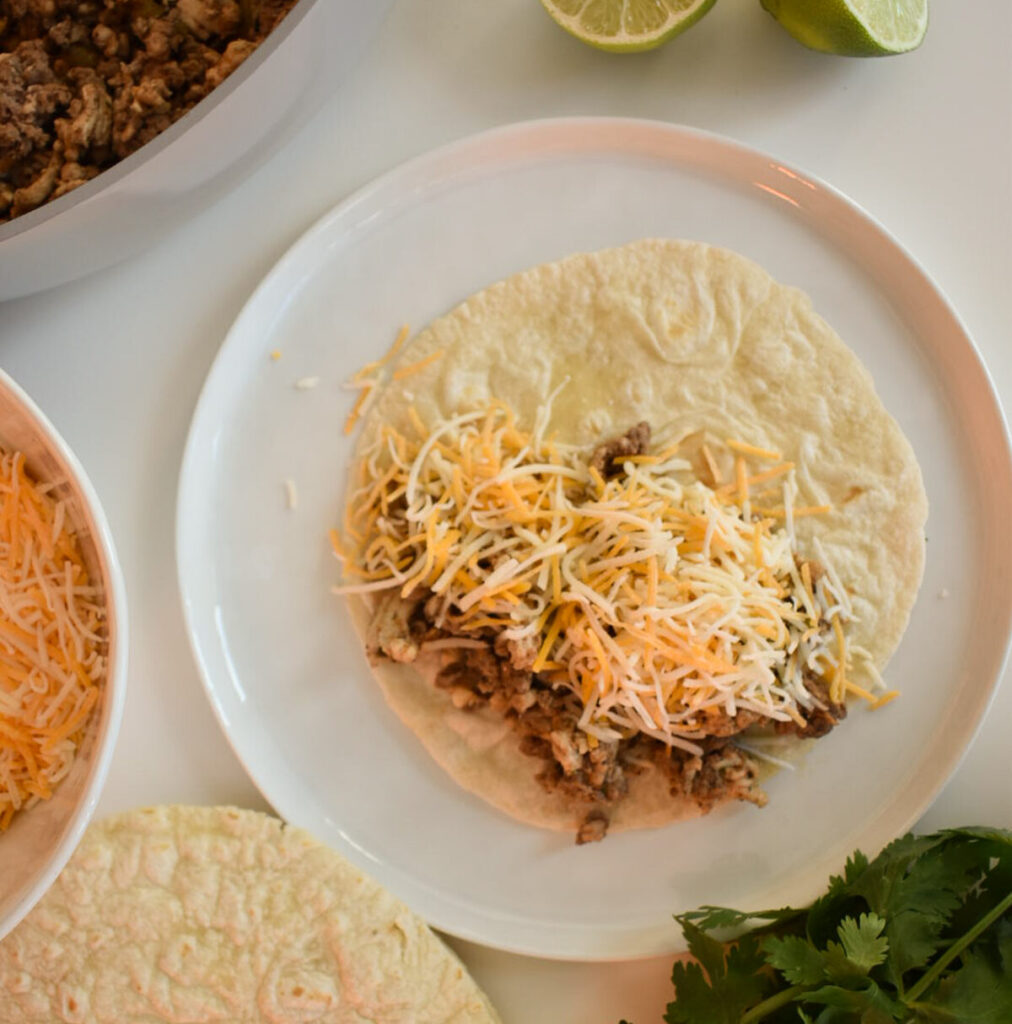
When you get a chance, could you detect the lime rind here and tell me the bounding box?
[761,0,928,57]
[540,0,718,54]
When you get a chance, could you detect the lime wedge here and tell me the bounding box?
[540,0,717,53]
[761,0,928,56]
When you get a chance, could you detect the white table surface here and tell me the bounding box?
[1,2,1010,1021]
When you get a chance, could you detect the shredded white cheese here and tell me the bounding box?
[333,402,863,750]
[284,479,298,510]
[0,450,106,830]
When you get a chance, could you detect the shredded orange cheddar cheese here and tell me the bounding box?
[727,438,783,461]
[344,386,373,436]
[392,349,446,381]
[335,399,887,752]
[352,324,411,384]
[0,450,106,831]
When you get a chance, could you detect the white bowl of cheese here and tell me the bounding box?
[0,369,127,939]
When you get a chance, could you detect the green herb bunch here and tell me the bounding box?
[626,827,1011,1024]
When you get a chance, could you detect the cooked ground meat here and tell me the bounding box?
[361,421,799,842]
[367,591,423,664]
[672,743,767,813]
[575,808,609,845]
[435,645,536,716]
[414,605,765,843]
[690,704,762,738]
[589,421,651,477]
[493,631,539,671]
[0,0,298,222]
[775,673,847,740]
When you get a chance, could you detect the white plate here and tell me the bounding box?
[177,119,1012,959]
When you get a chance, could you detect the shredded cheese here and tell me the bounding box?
[343,325,414,436]
[284,479,298,510]
[0,450,106,831]
[392,349,446,381]
[335,400,883,750]
[343,386,373,436]
[352,324,410,385]
[700,443,722,485]
[727,438,783,461]
[869,689,900,710]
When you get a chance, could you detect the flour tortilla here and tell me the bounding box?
[353,239,928,833]
[0,806,501,1023]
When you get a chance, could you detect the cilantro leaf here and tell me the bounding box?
[679,904,802,931]
[763,925,885,989]
[910,917,1012,1024]
[837,914,889,972]
[942,832,1012,939]
[664,920,772,1024]
[678,916,731,984]
[665,960,718,1024]
[805,850,873,948]
[820,939,873,984]
[883,908,947,981]
[871,832,951,877]
[726,930,772,985]
[858,1009,898,1024]
[849,830,995,984]
[937,826,1012,845]
[763,934,828,985]
[869,833,996,921]
[802,980,906,1018]
[807,1011,855,1024]
[635,829,1012,1024]
[678,905,755,930]
[832,849,871,893]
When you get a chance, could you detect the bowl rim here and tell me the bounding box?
[0,369,128,940]
[0,0,321,244]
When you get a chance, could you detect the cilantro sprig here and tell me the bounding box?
[623,827,1011,1024]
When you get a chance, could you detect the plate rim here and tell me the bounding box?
[176,116,1012,959]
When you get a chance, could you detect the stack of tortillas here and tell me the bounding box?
[0,806,500,1023]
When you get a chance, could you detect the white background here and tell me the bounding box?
[1,2,1010,1020]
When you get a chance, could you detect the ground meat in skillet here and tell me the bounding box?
[0,0,299,222]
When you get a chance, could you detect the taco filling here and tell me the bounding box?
[333,397,873,843]
[329,239,927,844]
